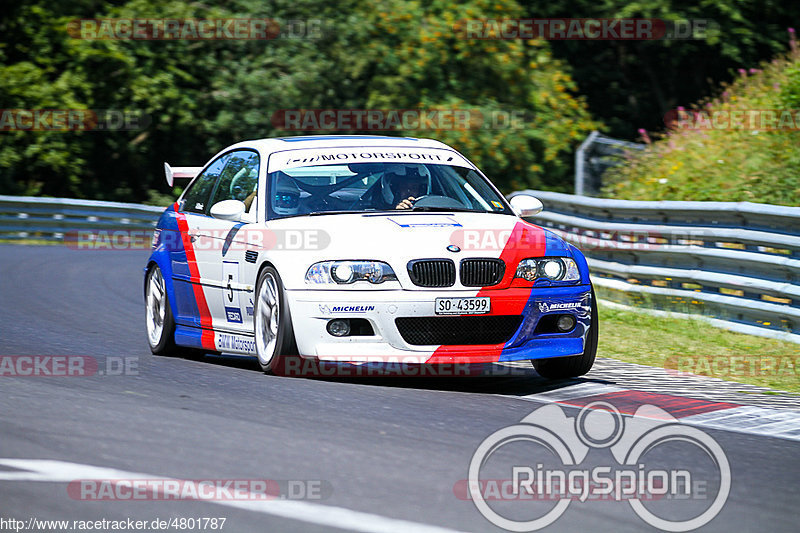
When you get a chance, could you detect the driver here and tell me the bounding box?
[230,167,258,211]
[272,173,302,217]
[379,164,431,209]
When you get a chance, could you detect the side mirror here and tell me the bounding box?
[509,194,544,217]
[210,199,246,222]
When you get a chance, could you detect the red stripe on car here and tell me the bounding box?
[427,221,546,363]
[175,212,216,351]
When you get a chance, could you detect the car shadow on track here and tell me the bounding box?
[193,353,612,398]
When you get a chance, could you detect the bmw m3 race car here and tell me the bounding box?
[144,135,597,378]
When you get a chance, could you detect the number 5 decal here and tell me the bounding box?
[222,261,242,323]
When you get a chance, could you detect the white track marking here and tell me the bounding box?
[506,383,800,442]
[0,459,470,533]
[0,459,151,481]
[514,382,623,402]
[680,406,800,440]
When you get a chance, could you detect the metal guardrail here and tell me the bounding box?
[2,193,798,342]
[574,131,644,196]
[0,195,163,242]
[511,190,800,342]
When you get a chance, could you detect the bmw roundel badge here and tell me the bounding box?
[447,245,461,253]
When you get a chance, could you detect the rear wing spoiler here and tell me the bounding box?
[164,162,203,187]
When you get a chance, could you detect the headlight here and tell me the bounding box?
[305,261,397,285]
[515,257,580,282]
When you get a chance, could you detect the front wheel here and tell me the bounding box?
[254,266,297,374]
[532,287,598,379]
[145,264,179,355]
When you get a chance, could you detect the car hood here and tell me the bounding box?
[259,212,571,289]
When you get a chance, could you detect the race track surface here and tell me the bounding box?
[0,245,797,532]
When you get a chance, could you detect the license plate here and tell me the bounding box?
[435,297,490,315]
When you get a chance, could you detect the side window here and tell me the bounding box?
[180,154,230,214]
[209,150,260,213]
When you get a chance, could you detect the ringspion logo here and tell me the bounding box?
[465,402,730,531]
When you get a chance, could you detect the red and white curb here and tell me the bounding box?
[511,382,800,442]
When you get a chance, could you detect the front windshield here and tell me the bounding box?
[266,162,510,219]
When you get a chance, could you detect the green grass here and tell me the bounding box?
[597,302,800,394]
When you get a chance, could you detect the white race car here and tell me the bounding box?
[145,135,597,378]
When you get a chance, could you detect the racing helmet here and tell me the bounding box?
[272,172,302,216]
[380,164,431,204]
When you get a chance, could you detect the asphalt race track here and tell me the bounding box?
[0,244,798,532]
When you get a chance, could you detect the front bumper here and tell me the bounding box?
[286,284,592,363]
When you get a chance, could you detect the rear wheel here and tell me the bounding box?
[254,266,297,374]
[532,287,598,379]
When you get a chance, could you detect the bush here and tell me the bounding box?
[602,30,800,206]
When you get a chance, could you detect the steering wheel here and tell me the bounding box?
[307,196,332,211]
[410,195,465,209]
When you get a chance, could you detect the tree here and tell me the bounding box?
[518,0,800,139]
[1,0,595,200]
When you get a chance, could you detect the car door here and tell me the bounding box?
[170,153,230,329]
[198,149,261,334]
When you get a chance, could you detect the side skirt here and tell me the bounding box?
[174,325,256,355]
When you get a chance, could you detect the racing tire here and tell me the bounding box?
[145,264,182,356]
[254,265,297,374]
[531,287,598,379]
